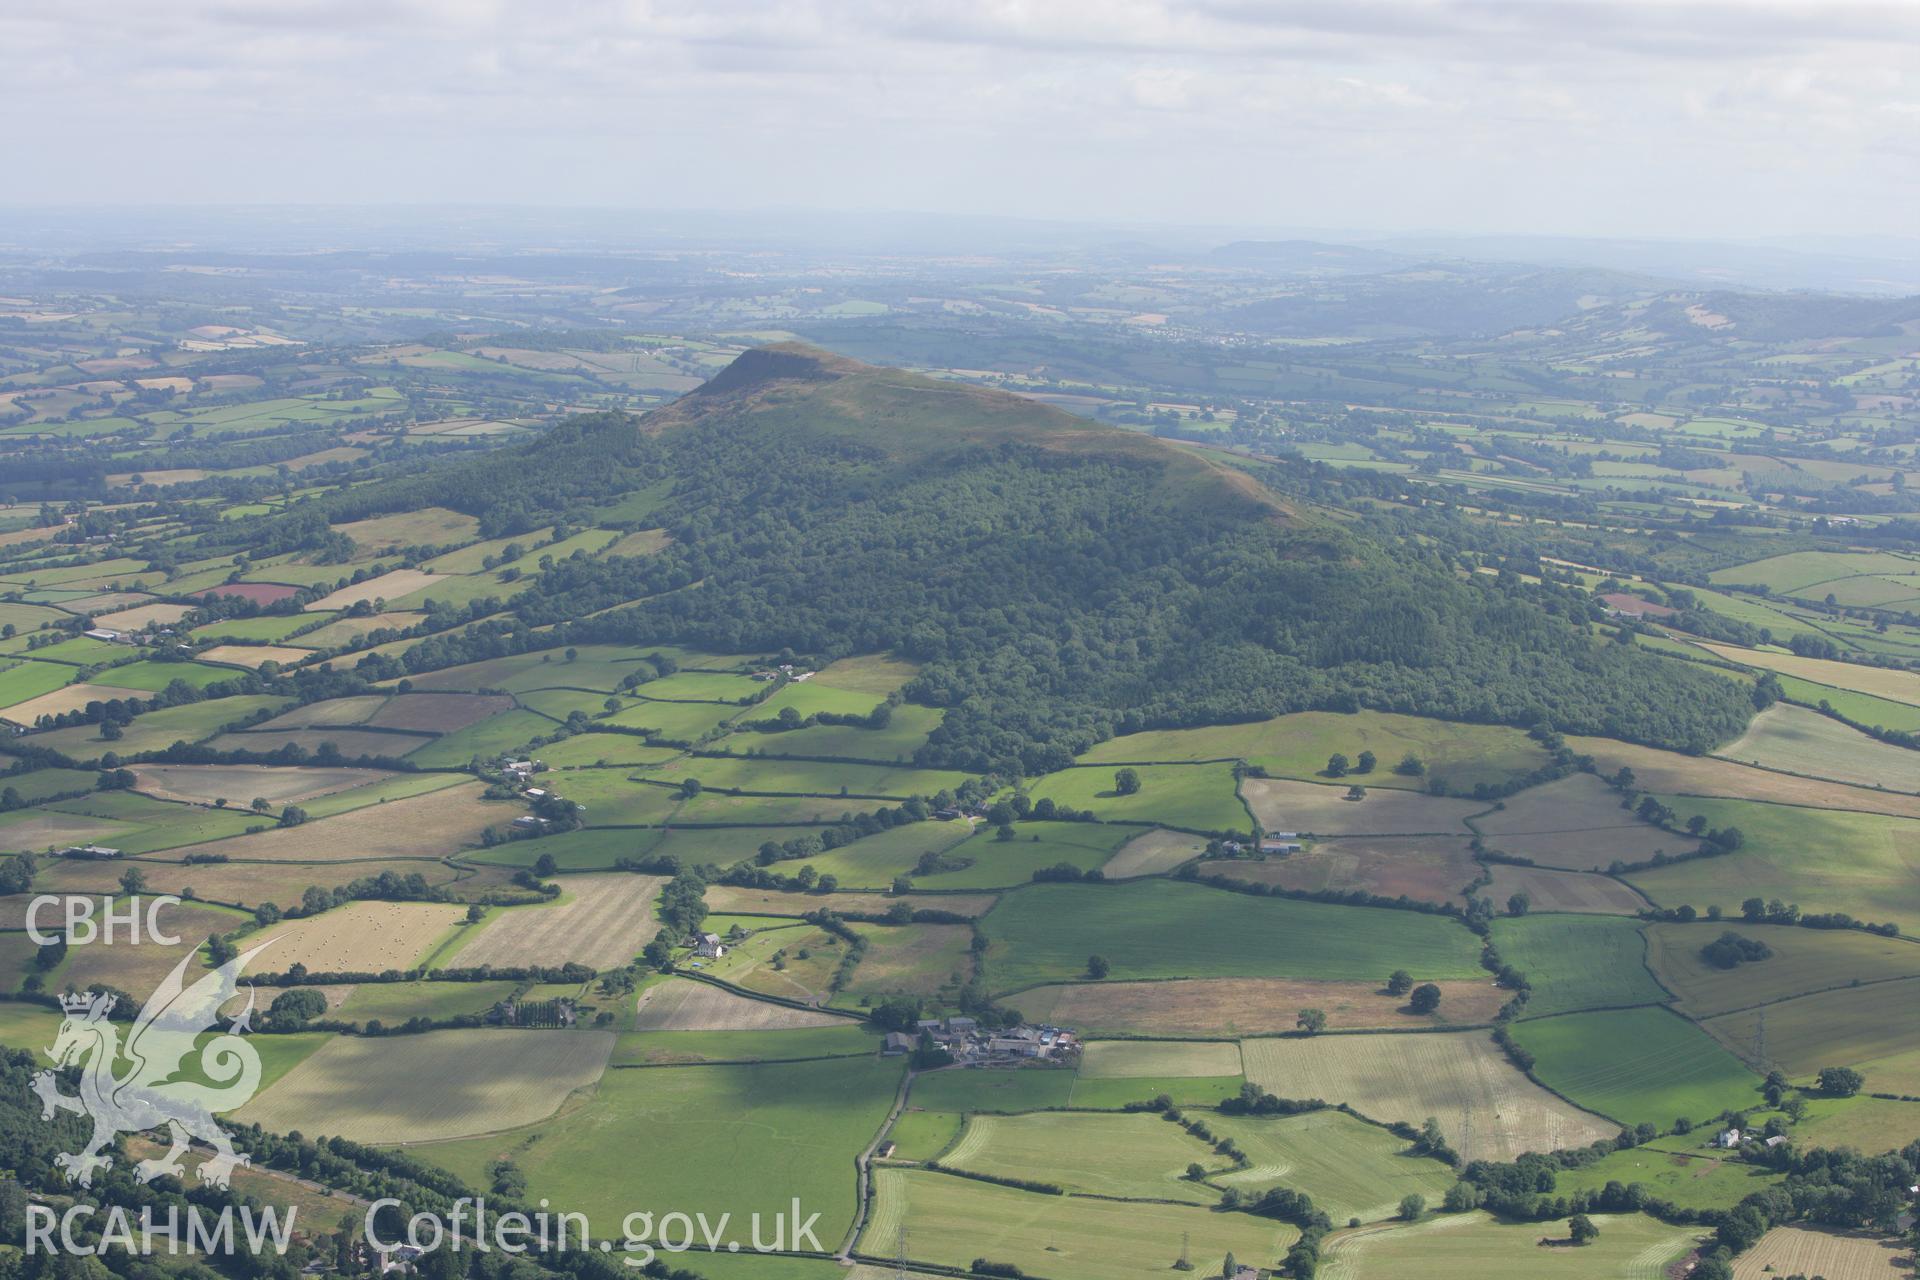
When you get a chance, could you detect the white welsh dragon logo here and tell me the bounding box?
[31,942,273,1188]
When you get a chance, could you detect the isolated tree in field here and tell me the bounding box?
[1087,954,1111,979]
[680,777,702,798]
[250,797,271,813]
[1356,750,1376,773]
[1345,785,1366,801]
[1386,969,1413,996]
[119,866,146,896]
[1326,753,1349,778]
[1114,767,1141,796]
[466,904,485,923]
[1185,1162,1207,1181]
[1409,983,1442,1014]
[278,805,308,827]
[534,852,558,877]
[1782,1095,1807,1123]
[1395,753,1425,776]
[1568,1214,1599,1246]
[1398,1194,1424,1222]
[1296,1008,1326,1035]
[1507,892,1530,916]
[1219,1253,1235,1279]
[1818,1066,1864,1097]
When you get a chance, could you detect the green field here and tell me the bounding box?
[1024,764,1250,832]
[940,1110,1222,1202]
[776,819,973,888]
[1773,673,1920,734]
[1712,702,1920,792]
[1703,978,1920,1094]
[1624,797,1920,926]
[423,1057,903,1245]
[1512,1008,1762,1128]
[1553,1141,1783,1212]
[714,703,945,762]
[0,659,77,711]
[1211,1108,1458,1224]
[1490,915,1669,1018]
[907,1068,1076,1114]
[1078,710,1550,795]
[1317,1210,1703,1280]
[864,1168,1296,1280]
[914,820,1132,890]
[981,880,1484,993]
[1644,921,1920,1018]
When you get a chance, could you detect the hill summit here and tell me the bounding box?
[276,342,1758,773]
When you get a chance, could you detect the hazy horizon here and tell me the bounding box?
[4,0,1917,241]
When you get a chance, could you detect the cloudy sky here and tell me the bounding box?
[3,0,1917,239]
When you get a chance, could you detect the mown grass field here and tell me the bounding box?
[1483,865,1650,915]
[610,1024,878,1065]
[1703,978,1920,1094]
[1490,914,1668,1018]
[1566,736,1920,821]
[451,873,665,972]
[1316,1210,1703,1280]
[1024,763,1250,832]
[1773,673,1920,734]
[1078,1039,1242,1078]
[1211,1108,1457,1224]
[1712,702,1920,792]
[1102,828,1207,877]
[247,900,469,974]
[238,1028,614,1141]
[1624,797,1920,925]
[1729,1225,1910,1279]
[1473,773,1692,870]
[1241,778,1482,837]
[1699,644,1920,708]
[908,1068,1076,1114]
[1512,1008,1762,1127]
[1644,922,1920,1018]
[1077,710,1550,796]
[941,1111,1221,1202]
[774,819,973,887]
[630,978,848,1031]
[426,1056,902,1248]
[1015,976,1506,1035]
[1240,1031,1615,1162]
[981,880,1485,993]
[1211,835,1478,907]
[863,1168,1296,1280]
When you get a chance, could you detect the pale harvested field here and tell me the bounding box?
[205,728,434,759]
[1700,643,1920,707]
[0,810,125,852]
[1211,836,1478,906]
[247,900,468,974]
[1474,773,1697,870]
[704,885,998,918]
[197,644,315,669]
[845,923,974,998]
[35,854,506,912]
[365,692,512,734]
[454,873,665,971]
[160,781,504,862]
[1713,702,1920,793]
[631,977,845,1030]
[1016,977,1507,1036]
[1568,736,1920,820]
[237,1028,614,1143]
[1102,829,1207,878]
[306,570,447,612]
[333,508,481,554]
[2,682,127,723]
[1240,1032,1616,1162]
[1731,1226,1909,1280]
[131,763,388,807]
[1078,1039,1242,1078]
[92,602,195,630]
[1483,864,1651,914]
[254,696,386,728]
[1241,778,1482,836]
[299,612,423,646]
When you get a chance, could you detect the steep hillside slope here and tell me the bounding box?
[236,344,1758,772]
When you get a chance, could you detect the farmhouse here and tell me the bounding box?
[61,844,122,859]
[694,933,727,958]
[511,815,551,831]
[1717,1128,1742,1149]
[1599,592,1677,619]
